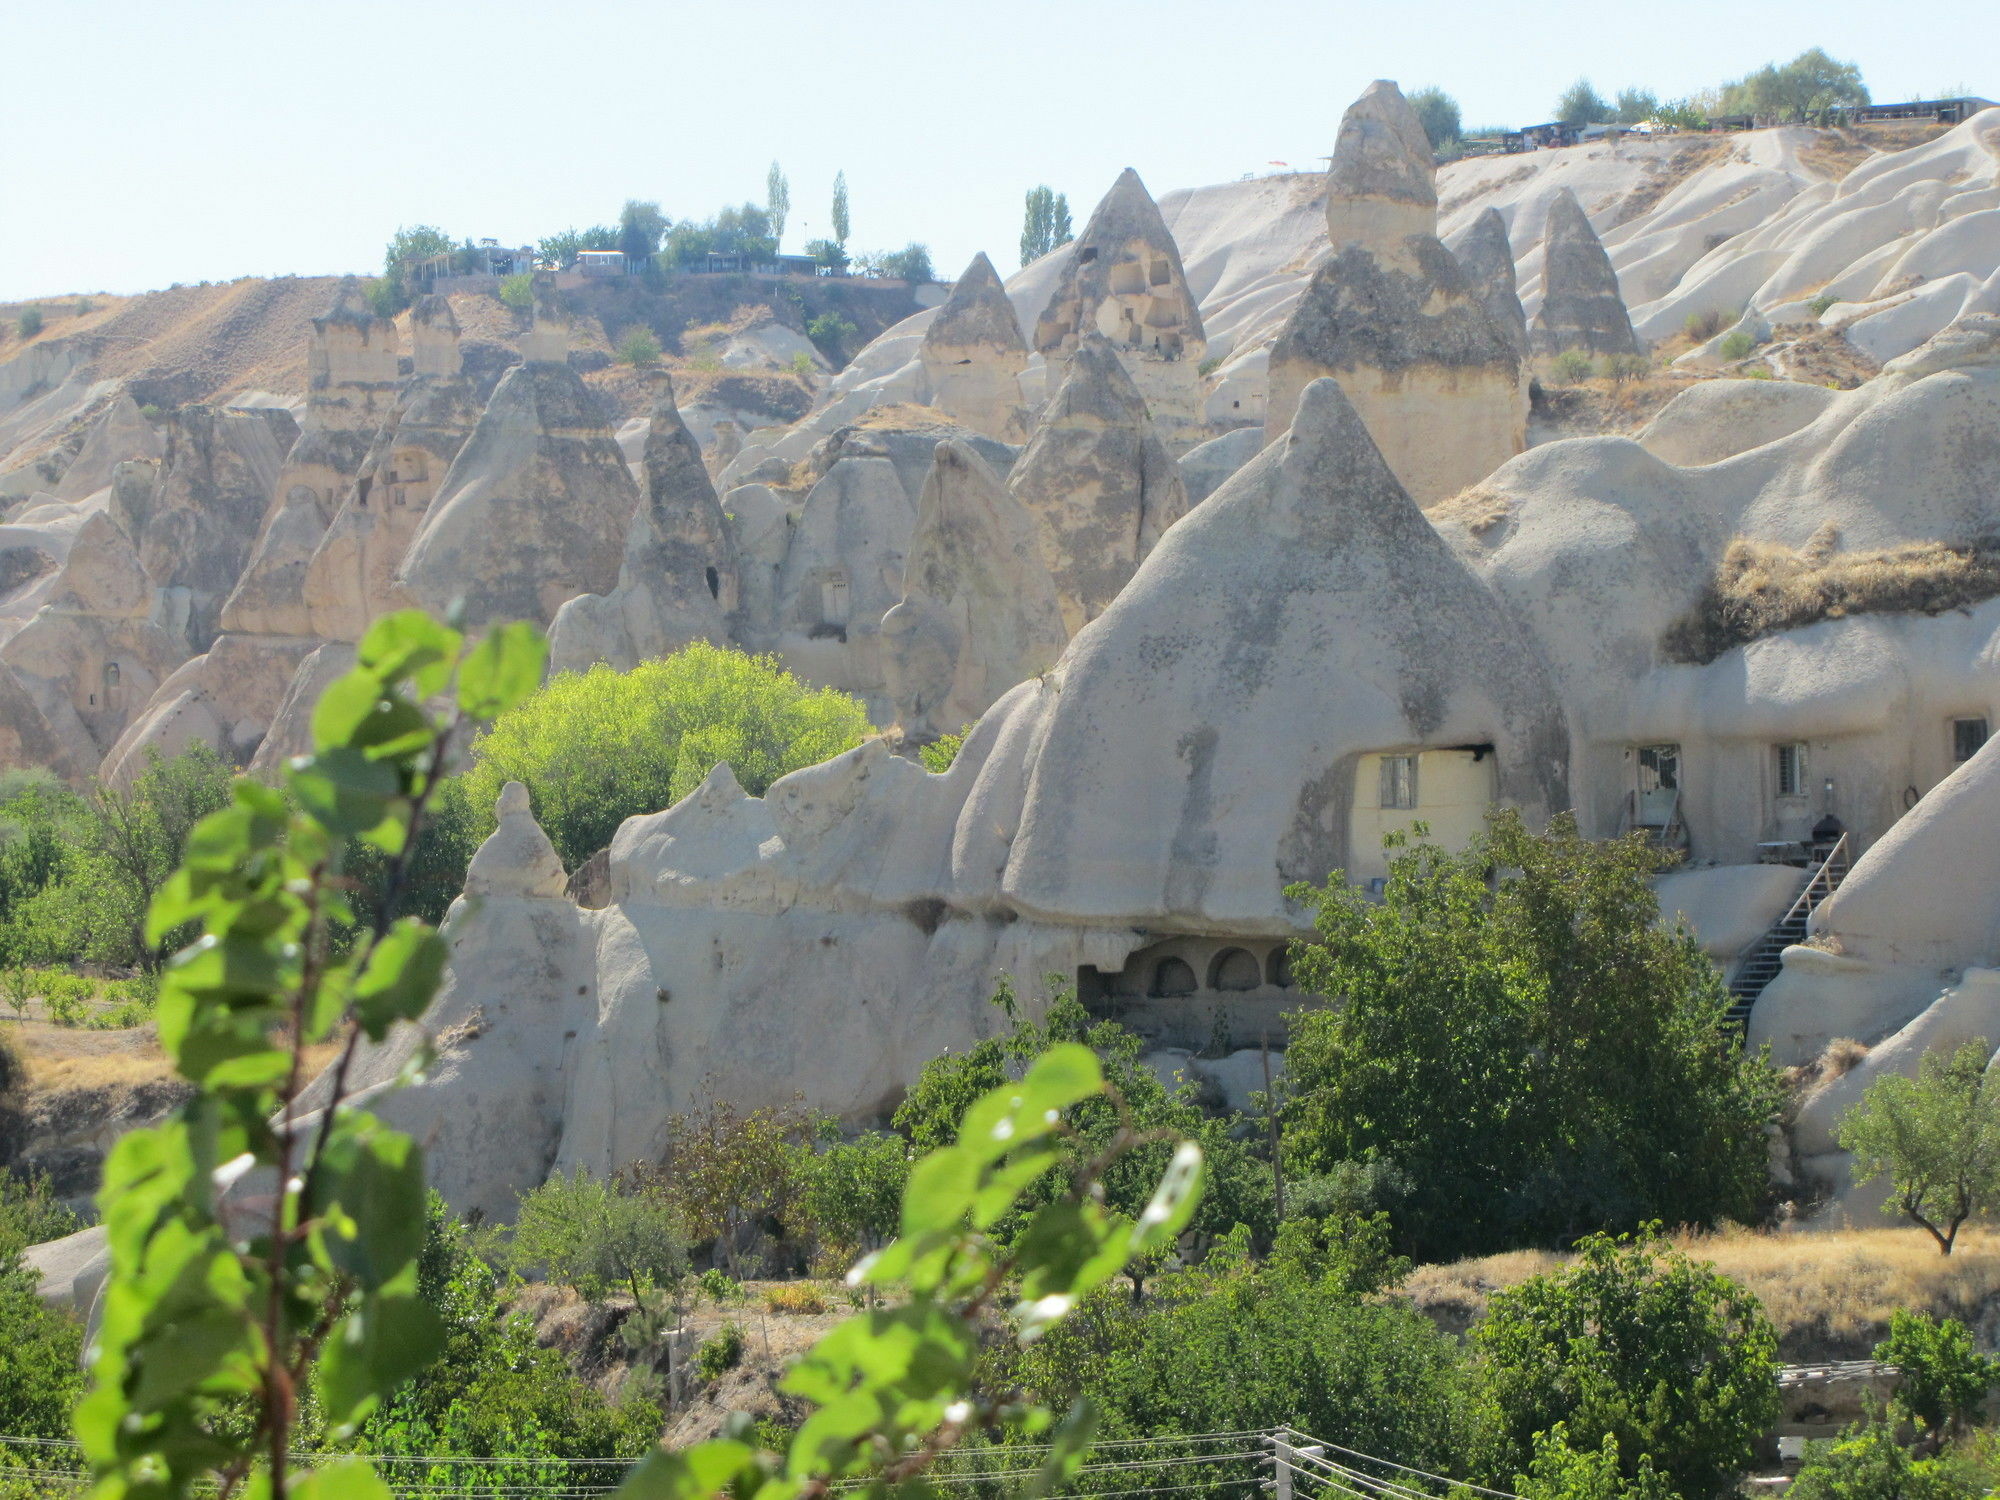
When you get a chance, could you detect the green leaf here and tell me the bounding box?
[899,1146,976,1235]
[351,921,446,1040]
[314,1125,428,1289]
[458,621,548,719]
[357,611,462,697]
[614,1440,754,1500]
[1129,1141,1205,1254]
[313,669,390,752]
[289,747,402,839]
[319,1295,444,1433]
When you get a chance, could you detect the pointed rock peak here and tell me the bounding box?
[1044,334,1152,427]
[692,759,747,810]
[927,436,1009,496]
[522,275,572,363]
[1532,188,1640,358]
[645,369,688,428]
[1033,169,1205,357]
[1544,187,1595,242]
[925,253,1029,352]
[1327,79,1439,248]
[1272,377,1430,538]
[1458,208,1515,272]
[465,780,569,899]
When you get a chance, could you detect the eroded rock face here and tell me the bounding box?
[302,297,483,641]
[1266,80,1526,504]
[1532,189,1643,358]
[881,440,1066,740]
[1453,207,1530,356]
[1031,169,1209,449]
[398,360,637,630]
[1007,337,1189,637]
[918,254,1031,442]
[548,372,738,672]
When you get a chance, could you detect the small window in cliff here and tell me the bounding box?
[1210,948,1261,992]
[1150,957,1197,998]
[706,566,720,600]
[1077,246,1098,264]
[1379,754,1418,810]
[1775,742,1808,798]
[1954,717,1989,763]
[1150,257,1172,287]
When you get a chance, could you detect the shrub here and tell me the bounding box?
[1515,1425,1675,1500]
[804,238,849,274]
[1809,292,1840,317]
[1789,1413,1971,1500]
[459,644,875,869]
[1685,309,1729,342]
[765,1282,827,1315]
[794,1130,908,1262]
[805,311,857,360]
[1718,329,1758,361]
[0,1248,84,1443]
[15,307,42,339]
[0,1167,81,1261]
[1606,353,1651,382]
[1876,1310,1999,1442]
[1842,1040,2000,1254]
[498,272,534,310]
[696,1322,743,1379]
[617,327,662,367]
[644,1096,816,1270]
[42,977,88,1027]
[1551,349,1595,383]
[697,1267,740,1304]
[789,350,816,378]
[917,728,967,773]
[509,1169,687,1303]
[1475,1229,1780,1500]
[1283,810,1783,1261]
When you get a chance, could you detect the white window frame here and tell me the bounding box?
[1775,742,1808,799]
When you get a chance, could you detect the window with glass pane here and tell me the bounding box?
[1379,754,1418,810]
[1953,718,1988,763]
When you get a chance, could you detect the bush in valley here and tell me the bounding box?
[1875,1310,2000,1443]
[1550,349,1595,384]
[917,727,967,773]
[455,641,875,870]
[16,307,43,339]
[804,311,858,360]
[1684,308,1730,342]
[508,1169,687,1303]
[695,1323,744,1379]
[498,272,534,310]
[1281,809,1783,1263]
[617,326,663,366]
[1474,1229,1781,1500]
[1718,329,1758,361]
[1789,1413,1973,1500]
[1841,1040,2000,1256]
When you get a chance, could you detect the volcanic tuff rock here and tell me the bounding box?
[1532,188,1643,358]
[548,372,738,673]
[881,440,1066,741]
[397,359,637,630]
[1265,80,1526,504]
[1031,169,1208,448]
[917,253,1031,442]
[1453,207,1530,356]
[1006,336,1189,637]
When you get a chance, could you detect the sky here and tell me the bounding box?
[3,0,1995,303]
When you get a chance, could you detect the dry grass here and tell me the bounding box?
[1428,485,1514,536]
[1529,371,1694,440]
[1662,529,2000,664]
[1399,1225,2000,1360]
[849,401,961,432]
[1613,139,1733,226]
[765,1282,830,1315]
[1769,323,1879,389]
[1797,131,1877,183]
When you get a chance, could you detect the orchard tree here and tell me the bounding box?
[766,161,791,244]
[1842,1040,2000,1253]
[1875,1310,2000,1446]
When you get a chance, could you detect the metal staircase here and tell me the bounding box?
[1725,834,1851,1031]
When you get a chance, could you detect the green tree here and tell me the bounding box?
[805,237,849,274]
[1614,88,1661,124]
[0,1166,83,1261]
[794,1130,909,1262]
[918,727,967,772]
[84,744,234,969]
[618,199,668,263]
[1408,88,1463,151]
[831,170,850,246]
[1474,1229,1781,1500]
[1557,78,1614,123]
[510,1170,686,1302]
[1721,48,1869,122]
[17,306,43,339]
[1283,810,1782,1261]
[1789,1413,1972,1500]
[876,243,934,283]
[617,326,662,366]
[498,272,533,309]
[766,161,791,244]
[1841,1040,2000,1254]
[0,1250,84,1447]
[805,310,858,359]
[536,229,583,269]
[1020,186,1074,266]
[384,225,455,274]
[457,642,875,869]
[1875,1311,1999,1444]
[1515,1425,1676,1500]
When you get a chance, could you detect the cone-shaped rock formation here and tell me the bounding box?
[918,254,1031,442]
[1532,189,1642,358]
[1453,207,1530,356]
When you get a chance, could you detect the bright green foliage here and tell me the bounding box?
[1720,49,1869,122]
[0,1252,84,1448]
[1474,1229,1780,1500]
[1875,1311,1999,1441]
[74,610,549,1500]
[509,1171,687,1303]
[1841,1041,2000,1255]
[1789,1415,1972,1500]
[919,728,968,773]
[1282,810,1782,1261]
[459,643,874,868]
[384,225,454,275]
[1551,349,1595,383]
[1515,1425,1676,1500]
[1557,79,1614,123]
[617,327,662,366]
[0,1167,83,1261]
[1655,98,1712,130]
[1408,88,1462,151]
[696,1323,744,1379]
[1718,329,1758,361]
[1020,187,1074,266]
[894,984,1272,1249]
[794,1130,910,1261]
[805,311,858,359]
[498,273,533,309]
[1011,1226,1474,1470]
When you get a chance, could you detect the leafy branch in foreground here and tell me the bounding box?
[76,604,1204,1500]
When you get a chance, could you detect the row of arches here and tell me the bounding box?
[1148,945,1293,998]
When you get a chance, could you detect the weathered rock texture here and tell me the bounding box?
[1031,169,1209,448]
[398,360,637,630]
[917,254,1031,442]
[1453,207,1530,355]
[1265,81,1527,504]
[1532,189,1643,358]
[1006,337,1189,636]
[548,373,738,672]
[881,440,1066,740]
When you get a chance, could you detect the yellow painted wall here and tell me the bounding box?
[1346,749,1498,883]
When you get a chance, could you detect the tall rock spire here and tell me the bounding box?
[1029,169,1208,451]
[918,253,1031,442]
[1533,189,1642,358]
[1453,207,1530,356]
[1264,80,1526,505]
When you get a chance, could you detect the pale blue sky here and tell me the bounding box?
[3,0,1993,302]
